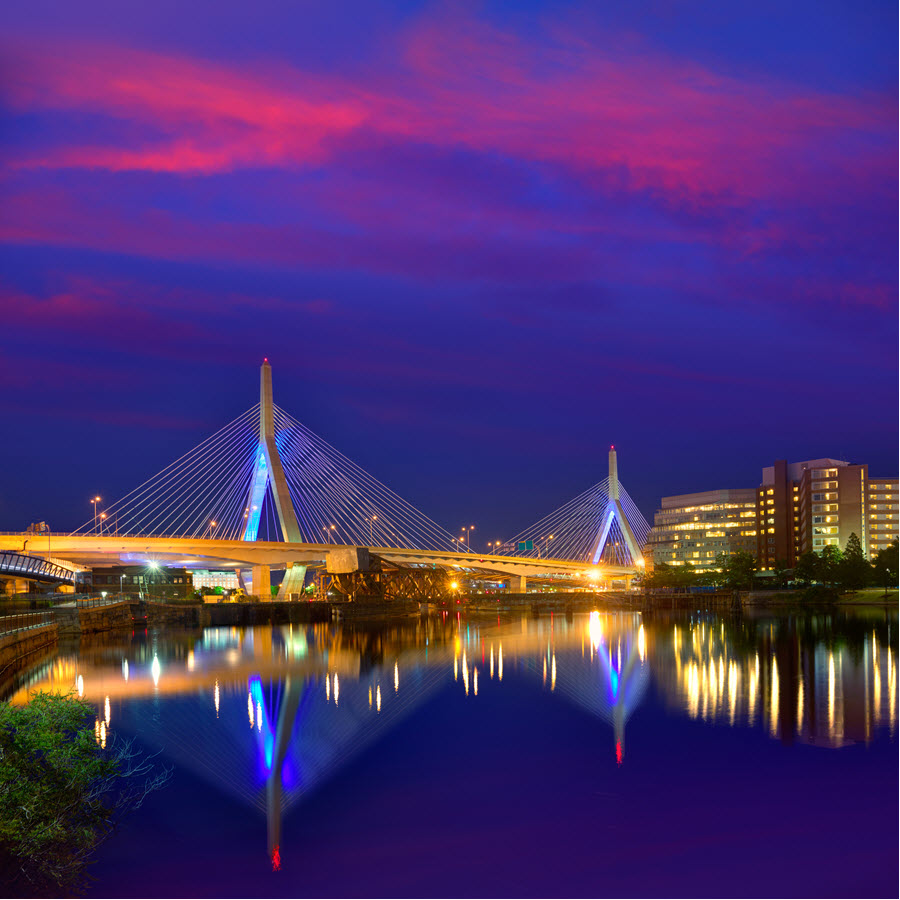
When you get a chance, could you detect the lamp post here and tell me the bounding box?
[147,562,160,602]
[35,522,52,560]
[91,496,101,533]
[369,515,377,545]
[100,513,107,535]
[206,520,217,539]
[461,525,475,551]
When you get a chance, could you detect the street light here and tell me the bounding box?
[460,525,475,551]
[100,513,107,535]
[206,520,217,539]
[146,561,160,601]
[91,496,101,533]
[36,522,52,560]
[368,515,377,545]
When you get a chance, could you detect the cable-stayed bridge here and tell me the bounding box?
[0,362,650,598]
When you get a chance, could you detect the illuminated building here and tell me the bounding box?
[649,457,897,572]
[757,458,897,568]
[646,489,757,571]
[191,569,242,592]
[91,565,191,598]
[867,477,899,559]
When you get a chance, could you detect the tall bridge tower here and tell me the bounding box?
[242,360,305,598]
[243,360,301,543]
[589,446,644,566]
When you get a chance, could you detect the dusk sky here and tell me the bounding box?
[1,0,896,543]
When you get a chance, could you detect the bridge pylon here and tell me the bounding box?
[243,360,306,599]
[243,360,302,543]
[589,446,644,566]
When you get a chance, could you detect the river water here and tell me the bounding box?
[6,606,898,897]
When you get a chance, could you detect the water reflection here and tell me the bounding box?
[5,608,896,866]
[654,611,897,747]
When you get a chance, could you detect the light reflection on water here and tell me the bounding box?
[5,608,897,867]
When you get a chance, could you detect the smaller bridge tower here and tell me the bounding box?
[589,446,644,566]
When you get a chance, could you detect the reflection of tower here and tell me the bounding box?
[552,613,649,763]
[590,447,643,565]
[249,676,310,867]
[595,628,642,763]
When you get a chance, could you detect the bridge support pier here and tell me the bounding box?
[251,565,271,600]
[508,575,527,593]
[277,563,307,601]
[3,578,30,595]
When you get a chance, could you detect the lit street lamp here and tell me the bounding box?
[368,515,377,545]
[460,525,475,551]
[35,522,52,560]
[91,496,102,533]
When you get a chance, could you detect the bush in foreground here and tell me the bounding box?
[0,692,170,895]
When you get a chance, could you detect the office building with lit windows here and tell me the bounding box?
[757,458,897,569]
[867,477,899,559]
[649,457,897,573]
[647,489,758,571]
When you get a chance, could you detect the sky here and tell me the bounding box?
[1,0,897,544]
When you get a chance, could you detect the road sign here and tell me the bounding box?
[517,540,534,551]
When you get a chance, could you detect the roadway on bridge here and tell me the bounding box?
[0,533,636,581]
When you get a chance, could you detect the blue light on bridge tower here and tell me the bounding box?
[591,507,617,565]
[243,450,269,541]
[242,360,303,544]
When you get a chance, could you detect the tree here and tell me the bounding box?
[819,545,843,587]
[0,692,170,894]
[638,562,702,591]
[793,551,820,586]
[716,550,757,590]
[838,532,869,590]
[872,540,899,597]
[772,558,790,589]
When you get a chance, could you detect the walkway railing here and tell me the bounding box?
[73,595,127,609]
[0,611,55,638]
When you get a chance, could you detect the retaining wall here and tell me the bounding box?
[54,602,134,637]
[0,623,59,694]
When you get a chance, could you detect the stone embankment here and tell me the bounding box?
[130,600,333,628]
[53,602,133,637]
[0,623,59,694]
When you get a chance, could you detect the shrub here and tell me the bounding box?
[0,692,170,894]
[802,585,840,603]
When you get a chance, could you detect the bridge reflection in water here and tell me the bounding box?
[8,609,897,867]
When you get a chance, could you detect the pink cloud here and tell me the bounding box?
[1,11,891,204]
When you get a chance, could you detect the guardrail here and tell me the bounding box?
[73,595,129,609]
[0,610,55,638]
